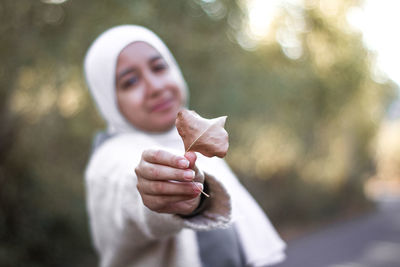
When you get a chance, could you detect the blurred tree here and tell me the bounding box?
[372,119,400,180]
[226,0,396,228]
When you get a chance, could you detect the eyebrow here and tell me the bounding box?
[116,55,164,82]
[117,67,136,82]
[149,55,163,63]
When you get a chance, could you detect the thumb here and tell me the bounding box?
[184,151,197,169]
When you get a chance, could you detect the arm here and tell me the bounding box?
[85,139,231,250]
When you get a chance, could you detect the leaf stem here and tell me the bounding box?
[186,126,211,198]
[185,120,216,198]
[193,181,209,197]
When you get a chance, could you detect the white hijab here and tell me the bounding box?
[84,25,188,134]
[84,25,286,267]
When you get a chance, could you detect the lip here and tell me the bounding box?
[150,98,175,113]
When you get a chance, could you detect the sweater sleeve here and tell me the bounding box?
[84,134,232,251]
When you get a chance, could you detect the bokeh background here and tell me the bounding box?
[1,0,399,266]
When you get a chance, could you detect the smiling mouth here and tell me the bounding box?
[151,98,175,112]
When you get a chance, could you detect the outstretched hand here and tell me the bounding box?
[135,149,204,215]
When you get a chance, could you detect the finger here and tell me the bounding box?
[141,194,199,213]
[184,151,197,169]
[193,166,204,183]
[183,152,204,183]
[137,179,203,196]
[142,149,189,169]
[136,161,195,181]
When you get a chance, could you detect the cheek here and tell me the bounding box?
[179,86,186,104]
[118,90,145,114]
[164,72,185,96]
[177,87,186,107]
[169,81,185,104]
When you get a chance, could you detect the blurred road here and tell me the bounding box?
[275,198,400,267]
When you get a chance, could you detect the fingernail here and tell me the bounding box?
[178,159,189,168]
[194,182,204,192]
[184,170,195,181]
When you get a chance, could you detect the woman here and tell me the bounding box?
[84,25,285,267]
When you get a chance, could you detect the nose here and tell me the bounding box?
[144,72,164,97]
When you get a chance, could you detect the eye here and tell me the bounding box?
[122,76,139,89]
[152,61,168,73]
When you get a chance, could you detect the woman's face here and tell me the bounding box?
[115,42,185,132]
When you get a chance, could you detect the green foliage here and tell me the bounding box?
[0,0,396,265]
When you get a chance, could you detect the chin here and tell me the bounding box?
[150,123,174,133]
[149,106,181,132]
[165,107,180,120]
[147,116,173,133]
[160,117,177,131]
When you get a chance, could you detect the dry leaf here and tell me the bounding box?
[175,109,229,158]
[175,109,229,197]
